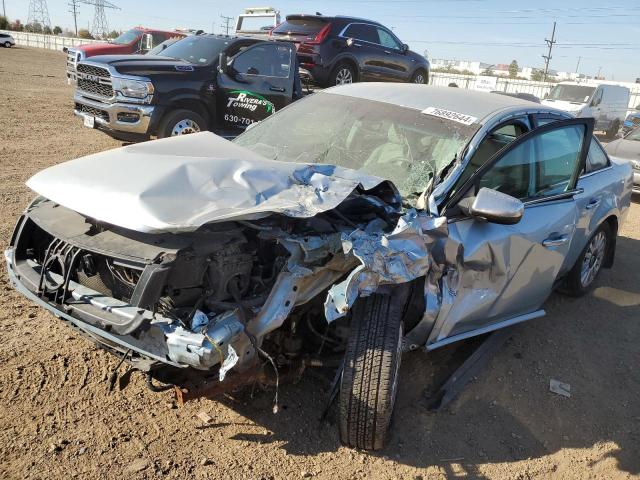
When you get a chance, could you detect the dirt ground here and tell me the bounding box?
[0,47,639,480]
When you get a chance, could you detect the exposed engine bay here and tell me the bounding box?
[8,178,413,378]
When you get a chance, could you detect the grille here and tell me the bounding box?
[76,63,113,98]
[632,117,640,126]
[75,103,109,122]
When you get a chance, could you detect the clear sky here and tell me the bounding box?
[7,0,640,81]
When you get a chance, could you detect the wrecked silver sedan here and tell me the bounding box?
[6,84,633,450]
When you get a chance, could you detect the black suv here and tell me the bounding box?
[270,15,429,87]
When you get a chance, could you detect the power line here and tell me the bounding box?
[219,14,233,35]
[68,0,79,35]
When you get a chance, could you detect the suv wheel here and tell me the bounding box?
[158,109,206,138]
[411,70,427,84]
[564,223,611,296]
[4,42,11,48]
[339,293,404,450]
[330,62,356,86]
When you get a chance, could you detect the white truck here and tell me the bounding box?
[235,7,281,39]
[542,82,630,138]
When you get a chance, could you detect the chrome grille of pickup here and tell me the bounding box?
[632,116,640,126]
[75,102,109,122]
[76,63,113,98]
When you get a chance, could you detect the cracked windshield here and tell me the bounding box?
[234,92,478,198]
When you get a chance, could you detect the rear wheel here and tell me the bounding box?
[4,42,11,48]
[329,62,356,86]
[339,293,404,450]
[157,109,206,139]
[564,223,611,296]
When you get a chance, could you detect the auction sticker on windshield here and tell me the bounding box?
[421,107,478,126]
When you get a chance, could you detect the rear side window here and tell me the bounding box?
[272,18,327,36]
[585,138,609,172]
[343,23,378,43]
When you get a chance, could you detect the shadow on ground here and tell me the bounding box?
[194,233,640,478]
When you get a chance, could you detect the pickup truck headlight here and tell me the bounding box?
[112,77,154,99]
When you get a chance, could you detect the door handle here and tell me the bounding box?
[542,235,569,248]
[269,86,285,92]
[585,198,600,210]
[384,50,391,54]
[353,43,362,47]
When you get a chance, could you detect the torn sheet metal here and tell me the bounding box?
[26,132,392,234]
[324,210,447,322]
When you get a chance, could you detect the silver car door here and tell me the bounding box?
[427,117,595,348]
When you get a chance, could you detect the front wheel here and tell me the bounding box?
[4,42,11,48]
[564,223,611,296]
[157,109,206,139]
[410,70,427,84]
[339,293,404,450]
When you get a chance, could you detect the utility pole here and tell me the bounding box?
[220,14,233,35]
[596,66,603,79]
[3,0,6,19]
[542,21,556,83]
[575,56,581,74]
[68,0,79,35]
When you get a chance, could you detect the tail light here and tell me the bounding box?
[304,23,331,45]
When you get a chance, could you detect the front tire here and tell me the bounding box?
[564,223,611,296]
[339,293,404,450]
[410,69,427,84]
[157,109,206,139]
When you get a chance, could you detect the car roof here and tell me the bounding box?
[285,14,382,26]
[324,83,560,123]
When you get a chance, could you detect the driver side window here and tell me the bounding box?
[477,124,585,200]
[232,44,291,78]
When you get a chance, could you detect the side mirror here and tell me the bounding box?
[591,96,601,107]
[459,188,524,225]
[401,43,409,53]
[218,52,228,74]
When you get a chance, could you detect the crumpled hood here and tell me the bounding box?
[26,132,391,233]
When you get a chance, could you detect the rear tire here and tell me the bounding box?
[4,42,11,48]
[329,62,356,86]
[563,223,611,297]
[339,293,404,450]
[157,109,206,139]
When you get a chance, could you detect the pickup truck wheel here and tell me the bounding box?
[339,293,404,450]
[158,109,206,139]
[329,62,356,86]
[564,223,611,296]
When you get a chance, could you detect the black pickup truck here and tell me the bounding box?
[72,34,302,142]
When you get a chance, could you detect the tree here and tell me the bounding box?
[43,25,52,35]
[0,15,8,30]
[53,26,62,35]
[508,60,519,79]
[481,66,495,76]
[25,22,43,33]
[78,29,94,39]
[10,19,24,31]
[531,69,544,82]
[107,30,120,38]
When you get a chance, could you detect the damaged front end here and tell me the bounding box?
[6,178,406,381]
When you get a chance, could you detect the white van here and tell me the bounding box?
[542,82,630,137]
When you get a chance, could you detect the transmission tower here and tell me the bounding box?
[27,0,51,30]
[78,0,120,38]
